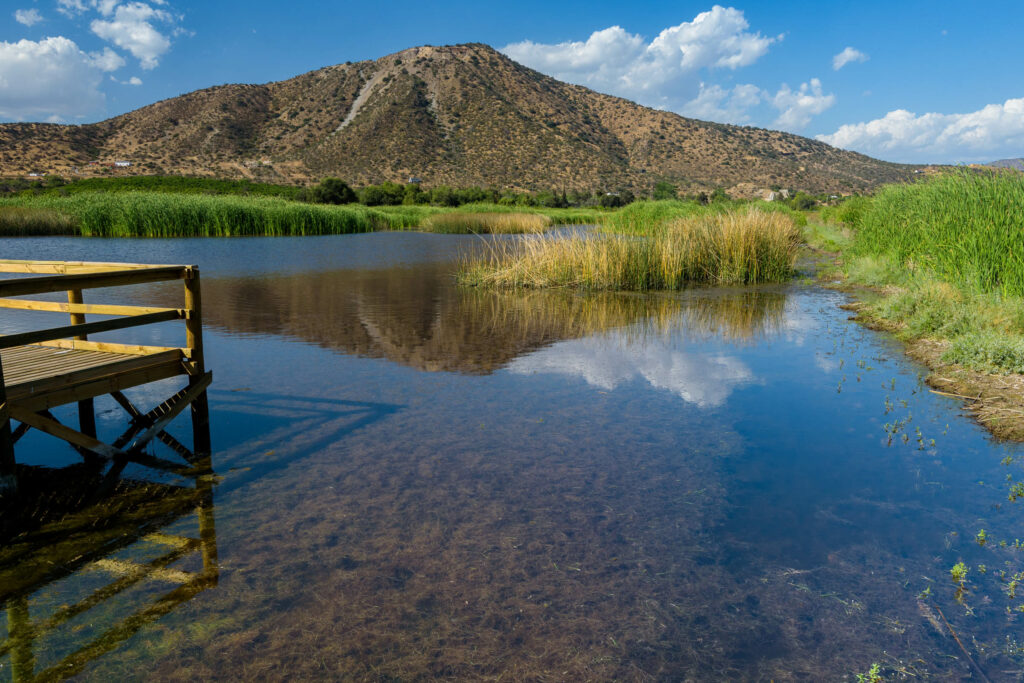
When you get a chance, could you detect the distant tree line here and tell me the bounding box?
[0,173,850,211]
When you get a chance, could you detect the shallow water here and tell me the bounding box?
[2,233,1024,681]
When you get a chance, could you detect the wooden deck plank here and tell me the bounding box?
[1,345,187,408]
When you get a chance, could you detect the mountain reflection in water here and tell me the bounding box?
[174,265,791,376]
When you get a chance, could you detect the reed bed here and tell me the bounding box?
[851,170,1024,296]
[460,208,799,290]
[422,212,551,234]
[0,206,79,235]
[604,199,806,236]
[0,192,434,237]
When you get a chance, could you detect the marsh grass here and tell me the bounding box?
[422,212,551,234]
[818,171,1024,375]
[0,193,434,237]
[851,170,1024,296]
[604,199,806,236]
[0,206,79,235]
[460,208,799,290]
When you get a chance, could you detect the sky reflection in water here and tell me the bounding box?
[1,233,1024,681]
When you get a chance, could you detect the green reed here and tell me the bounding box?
[0,192,435,237]
[0,206,79,235]
[851,170,1024,296]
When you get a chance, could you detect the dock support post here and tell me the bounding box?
[68,289,97,441]
[0,357,16,496]
[183,268,211,458]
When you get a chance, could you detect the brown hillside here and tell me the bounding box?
[0,43,915,194]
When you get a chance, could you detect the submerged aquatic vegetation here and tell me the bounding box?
[459,207,800,291]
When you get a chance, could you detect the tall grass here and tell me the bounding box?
[851,170,1024,296]
[451,203,605,226]
[604,199,806,235]
[422,212,551,234]
[0,206,79,235]
[0,193,433,237]
[460,207,799,290]
[818,196,870,227]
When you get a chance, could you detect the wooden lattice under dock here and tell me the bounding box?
[0,259,213,493]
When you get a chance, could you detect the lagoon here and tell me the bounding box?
[1,232,1023,680]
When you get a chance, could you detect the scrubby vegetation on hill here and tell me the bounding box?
[0,43,916,195]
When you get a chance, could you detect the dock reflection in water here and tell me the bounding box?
[0,460,217,682]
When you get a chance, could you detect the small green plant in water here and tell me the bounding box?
[855,662,882,683]
[951,561,969,587]
[977,529,988,546]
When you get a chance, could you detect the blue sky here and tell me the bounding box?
[3,1,1023,164]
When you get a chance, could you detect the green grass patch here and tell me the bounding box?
[460,206,800,291]
[0,192,430,237]
[851,170,1024,296]
[0,206,79,235]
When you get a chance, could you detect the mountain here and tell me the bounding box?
[0,43,916,194]
[987,158,1024,171]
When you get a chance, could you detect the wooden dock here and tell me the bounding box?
[0,259,213,493]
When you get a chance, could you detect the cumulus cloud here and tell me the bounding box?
[14,8,43,26]
[818,98,1024,163]
[0,37,123,120]
[502,6,776,107]
[771,78,836,129]
[509,333,755,408]
[832,46,868,70]
[56,0,89,17]
[681,82,763,123]
[90,2,174,69]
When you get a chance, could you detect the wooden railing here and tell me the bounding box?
[0,260,211,482]
[0,259,203,370]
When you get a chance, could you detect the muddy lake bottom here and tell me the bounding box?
[2,233,1024,681]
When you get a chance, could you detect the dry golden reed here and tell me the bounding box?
[459,208,799,290]
[423,212,551,234]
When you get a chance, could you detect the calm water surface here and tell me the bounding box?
[2,233,1024,681]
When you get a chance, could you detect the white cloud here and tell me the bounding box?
[90,2,174,69]
[832,46,868,71]
[14,9,43,26]
[94,0,119,16]
[0,37,123,120]
[681,82,764,123]
[502,6,776,108]
[127,75,142,85]
[771,78,836,129]
[817,98,1024,163]
[56,0,88,17]
[509,333,755,408]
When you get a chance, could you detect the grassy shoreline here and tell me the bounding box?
[0,193,605,238]
[806,170,1024,439]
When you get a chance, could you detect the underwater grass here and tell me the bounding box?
[422,212,551,234]
[0,206,79,235]
[460,207,800,291]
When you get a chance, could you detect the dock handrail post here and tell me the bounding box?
[0,356,15,496]
[183,267,211,457]
[68,288,98,440]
